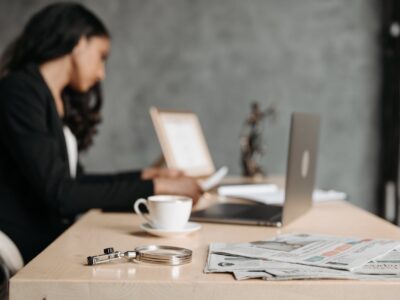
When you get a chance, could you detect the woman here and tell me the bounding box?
[0,3,202,263]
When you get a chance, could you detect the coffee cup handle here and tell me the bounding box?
[133,199,153,225]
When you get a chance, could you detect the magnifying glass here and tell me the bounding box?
[87,246,192,266]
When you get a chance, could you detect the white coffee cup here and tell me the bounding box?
[133,195,192,231]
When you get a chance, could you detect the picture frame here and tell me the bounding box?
[150,106,215,177]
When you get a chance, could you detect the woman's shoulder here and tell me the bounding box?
[1,64,42,89]
[0,64,49,105]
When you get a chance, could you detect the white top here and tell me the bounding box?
[63,126,78,178]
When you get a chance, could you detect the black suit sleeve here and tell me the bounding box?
[0,76,153,217]
[76,161,143,180]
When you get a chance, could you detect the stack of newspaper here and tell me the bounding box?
[205,233,400,281]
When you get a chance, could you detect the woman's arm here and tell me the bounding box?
[0,75,154,217]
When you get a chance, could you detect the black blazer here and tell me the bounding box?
[0,64,154,262]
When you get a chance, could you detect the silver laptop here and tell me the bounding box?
[190,112,320,227]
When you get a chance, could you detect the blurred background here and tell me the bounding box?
[0,0,398,220]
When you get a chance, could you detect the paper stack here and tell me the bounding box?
[205,233,400,281]
[218,184,346,205]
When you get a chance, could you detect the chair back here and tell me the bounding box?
[0,231,23,275]
[0,256,9,300]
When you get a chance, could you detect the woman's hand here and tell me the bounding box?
[141,168,184,180]
[153,177,203,206]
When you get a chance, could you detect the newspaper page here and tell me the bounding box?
[206,248,373,280]
[354,248,400,275]
[214,234,400,271]
[205,243,276,273]
[206,243,400,281]
[233,271,273,281]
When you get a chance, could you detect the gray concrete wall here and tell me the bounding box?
[0,0,381,212]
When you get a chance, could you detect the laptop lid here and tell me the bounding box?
[282,112,320,225]
[190,112,320,227]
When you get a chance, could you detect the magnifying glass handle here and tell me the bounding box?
[87,251,123,265]
[123,251,137,259]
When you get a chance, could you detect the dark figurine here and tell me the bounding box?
[240,102,276,177]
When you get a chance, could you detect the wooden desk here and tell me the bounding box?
[10,200,400,300]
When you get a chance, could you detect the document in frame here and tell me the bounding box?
[150,107,215,177]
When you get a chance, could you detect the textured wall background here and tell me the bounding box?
[0,0,381,212]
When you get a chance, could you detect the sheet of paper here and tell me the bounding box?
[200,166,228,191]
[218,185,346,205]
[218,184,279,195]
[160,114,209,170]
[355,249,400,275]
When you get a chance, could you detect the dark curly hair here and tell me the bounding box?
[0,2,110,151]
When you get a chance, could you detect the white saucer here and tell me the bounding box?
[140,222,201,237]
